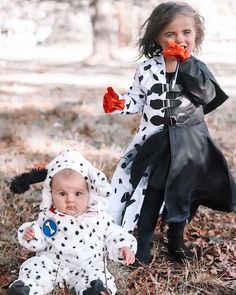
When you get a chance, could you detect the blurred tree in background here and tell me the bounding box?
[0,0,158,62]
[0,0,235,63]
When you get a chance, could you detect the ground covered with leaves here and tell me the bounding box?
[0,0,236,295]
[0,55,235,295]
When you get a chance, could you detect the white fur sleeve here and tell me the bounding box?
[18,221,47,251]
[102,212,137,262]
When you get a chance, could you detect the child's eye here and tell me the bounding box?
[59,192,65,197]
[184,30,192,35]
[165,32,175,38]
[76,192,81,197]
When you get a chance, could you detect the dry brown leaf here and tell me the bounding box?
[0,274,16,288]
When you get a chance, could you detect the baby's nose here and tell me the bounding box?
[66,194,74,202]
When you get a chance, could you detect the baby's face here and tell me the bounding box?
[51,169,89,217]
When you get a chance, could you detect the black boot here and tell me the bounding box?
[9,280,30,295]
[130,241,153,268]
[167,221,194,262]
[83,279,109,295]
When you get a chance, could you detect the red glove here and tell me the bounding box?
[103,87,125,113]
[162,40,191,61]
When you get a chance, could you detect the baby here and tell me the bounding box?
[9,150,136,295]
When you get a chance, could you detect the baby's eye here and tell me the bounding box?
[76,192,82,197]
[59,192,65,197]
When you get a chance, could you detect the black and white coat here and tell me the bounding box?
[12,150,137,295]
[108,54,233,232]
[108,56,167,230]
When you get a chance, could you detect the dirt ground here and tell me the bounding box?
[0,1,236,293]
[0,52,235,178]
[0,53,235,295]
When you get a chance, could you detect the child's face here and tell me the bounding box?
[51,169,89,217]
[156,14,196,53]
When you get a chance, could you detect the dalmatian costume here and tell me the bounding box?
[10,150,137,295]
[108,54,235,232]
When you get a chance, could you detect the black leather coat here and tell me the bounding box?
[130,56,236,223]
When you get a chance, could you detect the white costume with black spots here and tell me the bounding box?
[11,150,137,295]
[108,56,167,231]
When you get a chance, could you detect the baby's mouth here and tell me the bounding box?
[66,206,75,210]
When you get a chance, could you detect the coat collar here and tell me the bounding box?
[141,55,166,84]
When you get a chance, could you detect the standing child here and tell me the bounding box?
[103,1,236,264]
[9,150,136,295]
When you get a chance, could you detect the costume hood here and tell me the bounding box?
[41,150,111,211]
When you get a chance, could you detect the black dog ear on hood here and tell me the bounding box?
[10,168,48,194]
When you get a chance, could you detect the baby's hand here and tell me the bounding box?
[103,87,125,113]
[119,246,135,265]
[23,227,35,241]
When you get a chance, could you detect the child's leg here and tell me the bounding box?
[136,185,164,264]
[167,221,194,261]
[9,279,44,295]
[70,264,116,295]
[9,255,64,295]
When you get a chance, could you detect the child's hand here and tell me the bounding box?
[118,246,135,265]
[23,227,35,241]
[163,41,191,61]
[103,87,125,113]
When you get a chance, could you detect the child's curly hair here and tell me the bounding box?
[137,1,205,59]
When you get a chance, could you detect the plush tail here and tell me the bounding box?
[10,168,48,194]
